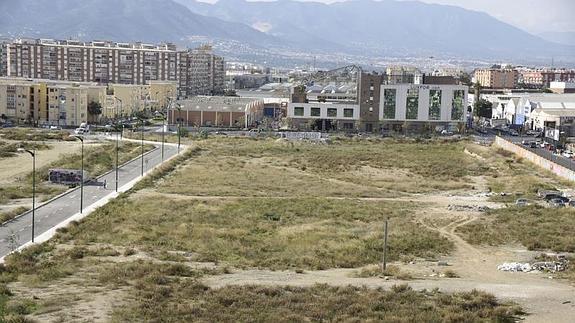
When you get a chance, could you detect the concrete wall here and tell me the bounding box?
[494,136,575,182]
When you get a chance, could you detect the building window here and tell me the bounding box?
[294,107,304,116]
[311,107,321,117]
[343,122,354,129]
[406,88,419,120]
[327,108,337,118]
[383,89,396,119]
[452,90,465,121]
[428,90,441,120]
[343,108,354,118]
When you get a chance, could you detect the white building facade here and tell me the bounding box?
[379,84,468,123]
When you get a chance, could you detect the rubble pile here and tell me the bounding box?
[498,257,569,273]
[447,204,490,212]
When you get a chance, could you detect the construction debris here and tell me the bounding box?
[447,205,490,212]
[498,257,569,273]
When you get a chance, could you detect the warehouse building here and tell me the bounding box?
[171,96,264,128]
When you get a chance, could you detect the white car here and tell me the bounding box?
[562,151,574,158]
[49,125,61,130]
[74,128,86,135]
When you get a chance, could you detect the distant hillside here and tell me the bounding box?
[539,31,575,46]
[175,0,574,61]
[0,0,280,46]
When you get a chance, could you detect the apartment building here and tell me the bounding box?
[474,67,519,89]
[519,68,575,88]
[0,77,177,126]
[0,39,224,98]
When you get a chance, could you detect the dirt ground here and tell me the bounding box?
[0,141,82,185]
[9,141,575,322]
[199,176,575,323]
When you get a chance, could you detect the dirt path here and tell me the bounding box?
[199,176,575,322]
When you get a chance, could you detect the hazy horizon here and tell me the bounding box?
[197,0,575,35]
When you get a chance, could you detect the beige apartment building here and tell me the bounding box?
[0,39,224,98]
[0,78,177,126]
[474,68,519,89]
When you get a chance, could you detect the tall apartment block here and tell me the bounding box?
[0,39,224,98]
[474,67,519,89]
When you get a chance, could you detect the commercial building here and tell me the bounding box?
[379,84,468,131]
[0,39,224,98]
[550,81,575,94]
[171,96,264,128]
[474,67,519,89]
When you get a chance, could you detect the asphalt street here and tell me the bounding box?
[0,137,180,258]
[505,136,575,172]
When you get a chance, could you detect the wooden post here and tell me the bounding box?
[382,219,389,272]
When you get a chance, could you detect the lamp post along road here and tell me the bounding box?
[18,148,36,242]
[74,135,84,213]
[114,97,123,192]
[140,119,145,176]
[176,102,182,153]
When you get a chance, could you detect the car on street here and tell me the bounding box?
[562,151,574,158]
[49,125,62,130]
[529,142,538,148]
[509,129,519,136]
[74,128,86,135]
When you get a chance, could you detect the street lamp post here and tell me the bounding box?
[114,97,123,192]
[139,118,145,176]
[18,148,36,243]
[73,135,84,213]
[176,102,182,153]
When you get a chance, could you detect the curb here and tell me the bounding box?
[2,138,180,226]
[0,144,187,263]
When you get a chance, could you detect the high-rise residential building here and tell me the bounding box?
[0,39,224,98]
[474,67,519,89]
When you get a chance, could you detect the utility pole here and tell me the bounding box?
[74,135,84,213]
[18,149,36,242]
[114,97,123,192]
[382,219,389,272]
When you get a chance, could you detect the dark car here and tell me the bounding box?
[529,142,538,148]
[544,194,569,203]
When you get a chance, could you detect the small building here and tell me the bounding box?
[550,82,575,94]
[286,102,360,131]
[171,96,264,128]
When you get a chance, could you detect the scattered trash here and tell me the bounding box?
[562,301,571,305]
[447,205,490,212]
[498,257,569,273]
[437,261,449,266]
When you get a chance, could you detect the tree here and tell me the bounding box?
[474,99,493,119]
[87,101,103,117]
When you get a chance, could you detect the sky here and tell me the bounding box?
[197,0,575,34]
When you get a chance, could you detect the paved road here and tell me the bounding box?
[505,135,575,171]
[0,137,180,258]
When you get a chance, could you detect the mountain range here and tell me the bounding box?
[0,0,573,65]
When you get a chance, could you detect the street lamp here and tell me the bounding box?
[113,97,123,192]
[156,110,166,162]
[73,135,84,213]
[175,102,182,153]
[138,117,145,176]
[18,148,36,243]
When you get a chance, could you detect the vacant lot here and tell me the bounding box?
[0,137,544,321]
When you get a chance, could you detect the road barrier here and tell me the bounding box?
[494,136,575,182]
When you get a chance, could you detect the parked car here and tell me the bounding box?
[562,151,574,158]
[49,125,62,130]
[515,198,529,206]
[544,194,569,203]
[549,198,566,208]
[509,130,519,136]
[529,142,538,149]
[74,128,86,135]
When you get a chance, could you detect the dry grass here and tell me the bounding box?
[456,205,575,252]
[111,281,523,322]
[57,196,452,270]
